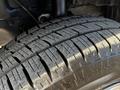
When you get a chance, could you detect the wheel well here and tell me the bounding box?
[67,0,120,21]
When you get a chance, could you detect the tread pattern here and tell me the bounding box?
[0,16,120,90]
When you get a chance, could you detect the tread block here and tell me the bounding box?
[68,18,87,24]
[70,25,89,34]
[45,24,64,32]
[23,59,43,89]
[8,42,24,52]
[98,30,120,56]
[12,47,33,62]
[39,52,59,81]
[41,33,64,45]
[0,78,4,90]
[58,20,74,27]
[56,42,82,71]
[28,40,49,53]
[65,40,84,67]
[82,22,101,30]
[28,26,39,34]
[104,21,120,28]
[20,35,38,44]
[2,56,18,73]
[0,50,12,60]
[7,66,32,90]
[72,36,92,63]
[84,17,107,22]
[49,47,65,67]
[96,21,120,29]
[32,29,47,38]
[85,32,110,58]
[1,76,10,90]
[110,29,120,40]
[79,36,99,63]
[57,28,78,38]
[17,32,27,40]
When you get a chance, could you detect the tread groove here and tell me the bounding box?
[42,40,52,46]
[25,45,33,53]
[85,35,99,54]
[6,75,14,90]
[13,57,21,64]
[37,54,52,81]
[95,24,103,29]
[109,30,120,41]
[56,48,69,68]
[0,61,3,70]
[71,40,85,61]
[54,32,63,36]
[97,32,112,51]
[71,28,80,35]
[22,65,35,89]
[12,56,35,89]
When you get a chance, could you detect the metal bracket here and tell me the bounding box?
[38,14,50,23]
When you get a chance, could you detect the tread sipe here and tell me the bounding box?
[0,16,120,90]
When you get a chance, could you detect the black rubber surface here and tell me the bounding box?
[0,16,120,90]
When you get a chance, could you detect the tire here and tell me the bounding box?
[1,16,120,90]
